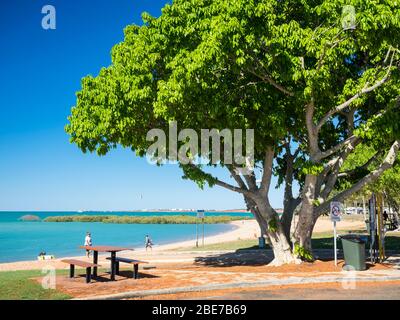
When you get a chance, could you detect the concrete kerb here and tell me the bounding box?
[74,274,400,300]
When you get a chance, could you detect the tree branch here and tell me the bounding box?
[244,52,295,97]
[283,144,295,203]
[315,140,400,216]
[243,171,258,191]
[259,147,275,195]
[337,150,382,178]
[187,163,251,196]
[315,156,338,197]
[316,49,396,130]
[247,68,295,97]
[319,137,361,200]
[305,100,320,158]
[227,166,248,190]
[317,36,345,71]
[314,135,360,162]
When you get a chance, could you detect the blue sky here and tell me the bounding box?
[0,0,285,211]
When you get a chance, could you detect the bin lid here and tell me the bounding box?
[340,234,366,243]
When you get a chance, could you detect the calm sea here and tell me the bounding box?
[0,211,251,263]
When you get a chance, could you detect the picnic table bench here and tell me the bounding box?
[106,257,148,279]
[61,259,100,283]
[80,245,132,281]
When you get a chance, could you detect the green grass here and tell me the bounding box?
[178,238,259,251]
[44,215,250,224]
[0,270,71,300]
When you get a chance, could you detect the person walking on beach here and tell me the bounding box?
[145,234,153,251]
[84,232,92,257]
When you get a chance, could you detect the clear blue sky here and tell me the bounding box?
[0,0,285,211]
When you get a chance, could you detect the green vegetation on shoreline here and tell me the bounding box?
[44,215,251,224]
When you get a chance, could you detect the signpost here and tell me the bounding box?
[369,194,377,263]
[376,193,386,262]
[197,210,205,247]
[330,201,342,266]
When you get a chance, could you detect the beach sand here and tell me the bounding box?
[0,216,366,272]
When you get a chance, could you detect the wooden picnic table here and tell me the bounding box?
[80,245,133,281]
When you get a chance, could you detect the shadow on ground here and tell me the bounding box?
[76,271,159,282]
[193,237,399,268]
[194,250,273,267]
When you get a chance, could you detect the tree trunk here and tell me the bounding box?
[267,224,301,266]
[281,198,299,245]
[252,194,300,265]
[293,174,317,259]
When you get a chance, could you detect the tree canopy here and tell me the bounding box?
[67,0,400,264]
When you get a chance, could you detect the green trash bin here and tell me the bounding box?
[340,235,366,271]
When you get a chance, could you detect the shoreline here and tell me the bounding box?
[0,220,257,271]
[0,209,251,214]
[0,217,366,271]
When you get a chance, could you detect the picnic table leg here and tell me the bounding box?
[93,251,98,277]
[86,267,91,283]
[133,264,139,279]
[110,252,116,281]
[115,261,120,275]
[70,264,75,278]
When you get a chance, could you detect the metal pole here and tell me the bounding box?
[334,220,337,266]
[362,195,367,221]
[202,217,204,246]
[196,220,198,248]
[369,194,377,263]
[377,193,385,262]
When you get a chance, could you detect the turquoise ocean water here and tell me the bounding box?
[0,211,251,263]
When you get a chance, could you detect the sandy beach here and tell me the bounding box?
[0,216,366,272]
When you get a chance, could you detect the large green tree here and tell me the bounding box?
[67,0,400,265]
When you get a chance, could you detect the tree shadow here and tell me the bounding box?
[193,235,400,268]
[191,232,400,268]
[313,235,400,251]
[194,249,274,267]
[383,236,400,251]
[312,237,344,250]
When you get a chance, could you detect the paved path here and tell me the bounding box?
[200,282,400,300]
[78,267,400,300]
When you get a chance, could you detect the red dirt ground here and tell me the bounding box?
[33,260,394,299]
[185,259,390,273]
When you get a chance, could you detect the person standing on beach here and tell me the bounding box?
[145,235,153,251]
[84,232,92,257]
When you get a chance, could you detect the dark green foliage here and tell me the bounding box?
[44,215,250,224]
